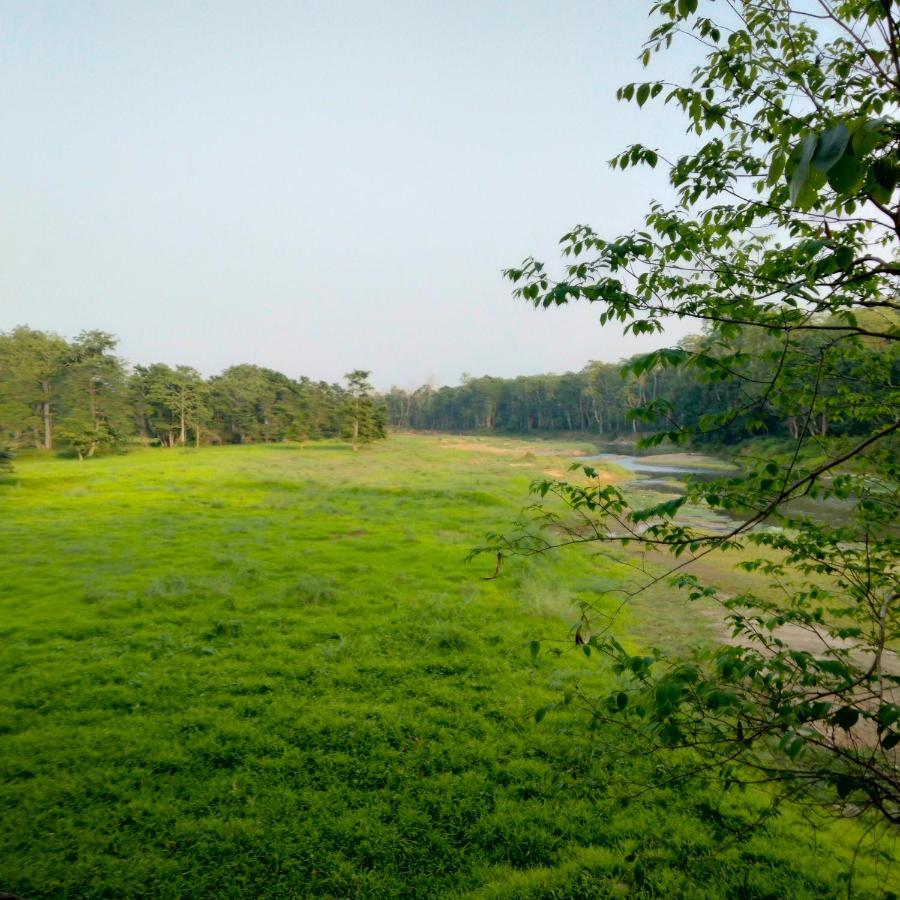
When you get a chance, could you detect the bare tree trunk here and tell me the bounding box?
[787,416,799,439]
[41,381,52,450]
[89,379,98,428]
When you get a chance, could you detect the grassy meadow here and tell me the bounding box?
[1,434,896,898]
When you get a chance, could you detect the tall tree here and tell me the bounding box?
[481,0,900,823]
[343,370,384,450]
[168,366,208,447]
[0,326,70,449]
[57,331,130,459]
[131,364,187,447]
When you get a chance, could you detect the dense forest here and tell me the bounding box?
[0,326,385,457]
[3,317,893,459]
[385,315,897,444]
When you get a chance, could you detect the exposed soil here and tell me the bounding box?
[638,452,734,471]
[439,438,588,457]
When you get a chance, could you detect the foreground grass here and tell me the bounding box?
[0,435,895,898]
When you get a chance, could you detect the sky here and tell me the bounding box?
[1,1,701,390]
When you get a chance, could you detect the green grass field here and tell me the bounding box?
[1,435,896,898]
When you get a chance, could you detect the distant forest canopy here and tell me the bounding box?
[2,313,893,457]
[385,313,897,443]
[0,326,385,457]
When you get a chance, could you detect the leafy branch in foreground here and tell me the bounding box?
[480,0,900,824]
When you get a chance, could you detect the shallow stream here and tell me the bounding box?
[579,451,854,531]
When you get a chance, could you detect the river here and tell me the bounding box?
[580,451,854,530]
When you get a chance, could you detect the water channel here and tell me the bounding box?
[580,450,854,530]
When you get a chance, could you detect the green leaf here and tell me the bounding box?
[832,246,854,270]
[879,705,900,729]
[789,134,817,206]
[766,150,785,187]
[659,721,683,746]
[865,167,894,203]
[636,83,650,107]
[827,153,863,193]
[835,774,855,799]
[851,118,888,156]
[818,659,849,678]
[811,124,850,173]
[833,706,859,731]
[656,682,682,708]
[872,157,898,191]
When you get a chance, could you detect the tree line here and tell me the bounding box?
[385,317,895,444]
[0,326,385,458]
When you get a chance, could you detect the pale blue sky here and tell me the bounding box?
[1,1,699,389]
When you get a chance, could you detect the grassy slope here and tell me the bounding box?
[0,435,894,898]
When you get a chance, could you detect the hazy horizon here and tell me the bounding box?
[2,1,700,391]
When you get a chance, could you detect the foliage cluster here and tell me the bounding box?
[384,320,894,443]
[0,326,385,456]
[475,0,900,826]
